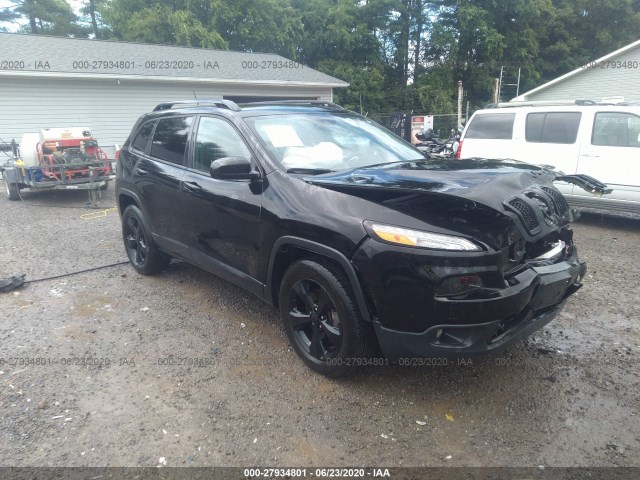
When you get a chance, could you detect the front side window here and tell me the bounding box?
[193,117,251,173]
[525,112,581,144]
[592,112,640,147]
[149,116,193,165]
[464,113,515,140]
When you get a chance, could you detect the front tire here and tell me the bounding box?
[4,176,20,201]
[121,205,170,275]
[279,259,373,377]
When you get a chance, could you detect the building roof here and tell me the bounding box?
[0,33,349,87]
[513,38,640,101]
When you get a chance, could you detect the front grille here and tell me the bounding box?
[507,198,540,233]
[541,186,570,216]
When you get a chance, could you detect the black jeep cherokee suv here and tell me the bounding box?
[116,100,596,376]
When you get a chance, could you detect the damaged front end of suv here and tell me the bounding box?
[118,101,609,376]
[303,159,604,360]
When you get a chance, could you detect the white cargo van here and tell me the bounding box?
[458,101,640,213]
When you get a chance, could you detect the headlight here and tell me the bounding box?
[368,223,481,251]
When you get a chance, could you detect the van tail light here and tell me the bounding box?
[455,140,462,159]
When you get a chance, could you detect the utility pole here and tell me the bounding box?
[457,81,463,128]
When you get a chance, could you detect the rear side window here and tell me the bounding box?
[465,113,515,139]
[131,121,154,152]
[150,116,193,165]
[526,112,581,144]
[592,112,640,147]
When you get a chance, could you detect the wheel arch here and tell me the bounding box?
[266,236,372,322]
[117,189,141,216]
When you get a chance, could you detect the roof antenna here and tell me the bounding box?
[193,91,198,101]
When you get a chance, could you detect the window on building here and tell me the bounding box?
[465,113,515,139]
[525,112,581,144]
[193,117,251,173]
[592,112,640,148]
[149,116,193,165]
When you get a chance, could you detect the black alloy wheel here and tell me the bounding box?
[279,259,374,377]
[121,205,170,275]
[287,278,343,361]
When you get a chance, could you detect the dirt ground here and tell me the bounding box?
[0,186,638,469]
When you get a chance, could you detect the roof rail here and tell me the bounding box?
[485,99,599,109]
[241,100,346,110]
[153,99,241,112]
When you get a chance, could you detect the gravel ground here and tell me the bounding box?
[0,187,638,468]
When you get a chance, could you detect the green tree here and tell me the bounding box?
[430,0,558,104]
[216,0,303,57]
[102,0,303,54]
[101,0,226,48]
[1,0,82,35]
[540,0,640,79]
[80,0,108,38]
[321,60,387,113]
[292,0,380,68]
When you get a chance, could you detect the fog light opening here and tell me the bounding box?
[436,274,483,297]
[432,328,466,347]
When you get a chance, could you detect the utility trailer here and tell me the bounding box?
[1,128,113,204]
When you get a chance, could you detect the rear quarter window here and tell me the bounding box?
[465,113,515,139]
[131,121,154,152]
[526,112,581,144]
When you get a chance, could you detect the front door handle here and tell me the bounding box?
[580,153,600,158]
[182,181,203,193]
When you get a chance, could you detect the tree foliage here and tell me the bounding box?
[2,0,81,35]
[2,0,640,114]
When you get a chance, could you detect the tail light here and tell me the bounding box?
[455,140,462,159]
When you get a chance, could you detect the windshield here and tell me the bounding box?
[245,113,424,172]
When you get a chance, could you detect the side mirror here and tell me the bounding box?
[209,157,261,181]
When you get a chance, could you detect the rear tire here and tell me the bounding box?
[121,205,170,275]
[4,176,20,201]
[99,180,109,191]
[279,259,374,377]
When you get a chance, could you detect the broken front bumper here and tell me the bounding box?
[365,249,586,360]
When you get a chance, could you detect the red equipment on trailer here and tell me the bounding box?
[2,127,114,204]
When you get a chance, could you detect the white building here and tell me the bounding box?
[0,33,348,156]
[514,39,640,103]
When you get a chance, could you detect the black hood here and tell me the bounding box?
[303,158,576,244]
[304,158,556,209]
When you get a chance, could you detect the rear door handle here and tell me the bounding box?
[135,168,149,175]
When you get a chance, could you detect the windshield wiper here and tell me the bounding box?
[286,168,334,175]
